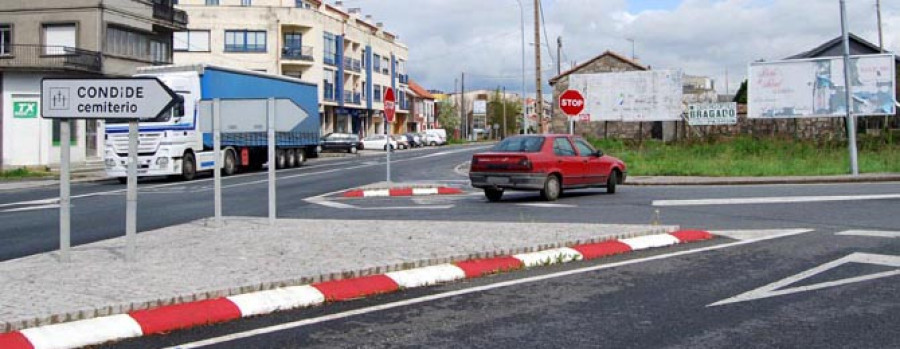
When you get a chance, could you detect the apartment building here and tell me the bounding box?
[172,0,409,137]
[407,80,435,132]
[0,0,186,168]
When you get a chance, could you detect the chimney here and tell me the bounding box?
[376,22,384,29]
[348,8,361,15]
[365,15,373,21]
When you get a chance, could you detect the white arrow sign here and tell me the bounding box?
[41,78,179,119]
[709,252,900,307]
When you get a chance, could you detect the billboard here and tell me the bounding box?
[568,70,683,122]
[749,54,896,119]
[687,102,738,126]
[473,100,487,115]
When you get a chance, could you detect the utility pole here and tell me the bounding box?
[876,0,883,51]
[534,0,543,133]
[502,86,507,139]
[556,36,562,76]
[840,0,859,175]
[460,72,466,140]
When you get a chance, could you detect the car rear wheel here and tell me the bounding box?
[484,188,503,202]
[606,171,618,194]
[540,175,561,201]
[349,145,357,154]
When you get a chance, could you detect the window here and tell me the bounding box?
[323,69,335,100]
[492,136,544,153]
[374,84,382,102]
[362,82,366,99]
[241,0,251,6]
[553,138,576,156]
[43,23,76,55]
[106,26,161,61]
[382,56,390,74]
[295,0,311,8]
[360,51,366,68]
[574,139,596,157]
[205,0,219,5]
[323,32,336,65]
[373,54,381,71]
[0,24,10,55]
[225,30,266,52]
[173,30,209,52]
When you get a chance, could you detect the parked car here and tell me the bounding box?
[425,129,447,141]
[423,132,445,146]
[392,134,410,149]
[469,134,626,202]
[360,134,398,151]
[405,133,423,147]
[317,133,360,154]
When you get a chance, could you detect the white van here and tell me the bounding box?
[424,129,447,146]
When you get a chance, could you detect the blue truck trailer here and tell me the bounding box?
[104,64,320,181]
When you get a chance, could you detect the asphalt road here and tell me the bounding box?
[3,143,899,348]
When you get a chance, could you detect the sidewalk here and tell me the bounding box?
[0,217,675,333]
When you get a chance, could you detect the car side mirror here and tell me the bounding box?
[595,150,604,157]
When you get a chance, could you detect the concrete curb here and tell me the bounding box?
[625,174,900,186]
[0,229,712,349]
[0,225,682,344]
[343,186,464,198]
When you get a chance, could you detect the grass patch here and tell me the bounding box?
[589,135,900,177]
[0,167,52,180]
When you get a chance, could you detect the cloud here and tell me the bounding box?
[352,0,899,95]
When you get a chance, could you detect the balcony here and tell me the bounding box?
[342,58,361,73]
[153,2,188,27]
[342,90,362,105]
[0,45,101,74]
[282,46,314,62]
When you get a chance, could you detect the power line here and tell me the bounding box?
[537,0,555,67]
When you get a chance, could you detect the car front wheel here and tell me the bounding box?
[485,188,503,202]
[606,171,618,194]
[540,175,561,201]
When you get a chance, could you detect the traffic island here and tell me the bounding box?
[0,218,710,349]
[342,186,464,198]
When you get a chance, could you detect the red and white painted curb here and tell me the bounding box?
[343,187,463,198]
[0,230,712,349]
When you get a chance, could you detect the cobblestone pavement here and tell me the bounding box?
[0,217,673,332]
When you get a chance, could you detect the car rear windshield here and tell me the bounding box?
[491,136,545,153]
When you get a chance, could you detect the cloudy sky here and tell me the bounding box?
[345,0,898,96]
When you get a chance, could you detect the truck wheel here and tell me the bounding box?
[181,152,197,181]
[430,141,437,146]
[484,188,503,202]
[296,149,306,165]
[223,149,238,176]
[540,175,561,201]
[286,149,297,168]
[276,149,287,169]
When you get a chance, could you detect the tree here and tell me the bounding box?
[437,99,460,137]
[733,79,748,104]
[487,88,523,138]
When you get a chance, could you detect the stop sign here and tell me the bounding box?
[558,89,585,116]
[384,87,396,123]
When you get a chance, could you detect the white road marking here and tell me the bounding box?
[709,253,900,307]
[0,204,62,213]
[517,203,578,208]
[711,229,815,241]
[167,228,814,349]
[653,194,900,207]
[358,205,455,211]
[835,230,900,238]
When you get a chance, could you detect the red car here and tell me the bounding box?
[469,134,626,202]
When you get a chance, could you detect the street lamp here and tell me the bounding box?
[516,0,527,134]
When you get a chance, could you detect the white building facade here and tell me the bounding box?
[173,0,409,137]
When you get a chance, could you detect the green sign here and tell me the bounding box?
[13,101,39,118]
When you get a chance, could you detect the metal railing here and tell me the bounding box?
[342,91,361,105]
[342,58,361,73]
[324,84,335,101]
[0,45,101,73]
[282,46,313,61]
[153,2,188,25]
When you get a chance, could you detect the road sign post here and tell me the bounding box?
[559,89,585,135]
[41,78,178,262]
[384,87,396,184]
